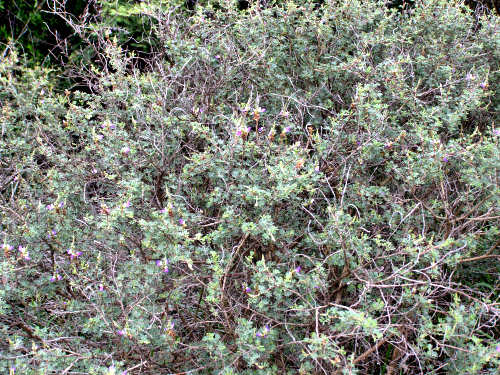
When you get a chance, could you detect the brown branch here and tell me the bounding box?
[333,334,393,375]
[458,237,500,263]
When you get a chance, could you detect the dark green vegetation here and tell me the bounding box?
[0,0,88,64]
[1,1,499,374]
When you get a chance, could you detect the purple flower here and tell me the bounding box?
[165,321,175,331]
[18,245,30,260]
[2,244,13,252]
[257,325,270,338]
[68,249,82,260]
[46,204,55,211]
[156,259,169,273]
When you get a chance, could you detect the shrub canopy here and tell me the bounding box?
[1,0,499,374]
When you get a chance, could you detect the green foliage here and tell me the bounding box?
[1,1,499,374]
[0,0,87,64]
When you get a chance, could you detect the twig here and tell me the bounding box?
[333,334,393,375]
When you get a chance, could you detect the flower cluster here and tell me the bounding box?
[280,126,292,139]
[67,249,82,260]
[256,324,270,338]
[253,106,265,122]
[101,120,116,130]
[18,245,30,261]
[46,201,64,211]
[236,126,252,138]
[156,259,169,273]
[50,274,62,282]
[2,243,13,256]
[47,229,57,239]
[164,320,176,338]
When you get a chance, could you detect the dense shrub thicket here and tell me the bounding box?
[1,0,499,374]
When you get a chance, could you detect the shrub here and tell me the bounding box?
[1,1,499,374]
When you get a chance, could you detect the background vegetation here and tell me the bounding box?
[1,0,499,374]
